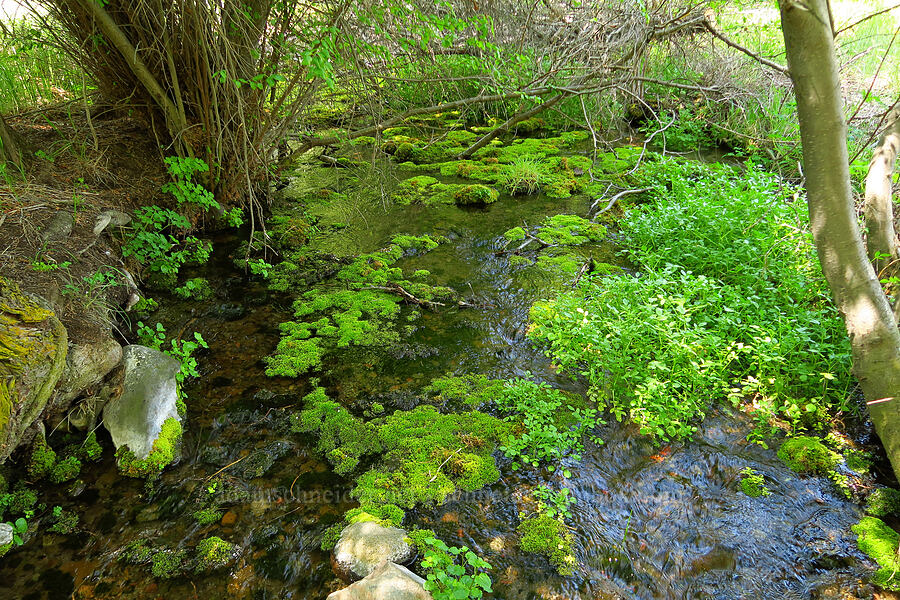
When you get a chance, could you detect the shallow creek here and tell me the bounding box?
[0,150,875,600]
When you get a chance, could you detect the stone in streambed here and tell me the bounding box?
[326,560,431,600]
[332,521,413,581]
[102,345,181,474]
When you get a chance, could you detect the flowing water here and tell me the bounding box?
[0,149,877,600]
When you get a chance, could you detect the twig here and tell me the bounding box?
[702,20,789,75]
[204,455,248,481]
[591,187,652,217]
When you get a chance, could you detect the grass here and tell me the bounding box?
[0,18,89,113]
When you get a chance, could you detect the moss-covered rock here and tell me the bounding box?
[777,436,839,475]
[853,516,900,590]
[866,488,900,517]
[517,512,576,576]
[48,455,81,484]
[117,417,182,478]
[28,430,57,479]
[739,467,770,498]
[0,277,68,463]
[194,536,235,571]
[453,184,499,205]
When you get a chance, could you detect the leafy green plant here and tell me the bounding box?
[173,277,213,300]
[122,205,211,276]
[420,536,492,600]
[533,485,576,519]
[739,467,770,498]
[137,321,167,350]
[5,517,27,546]
[496,379,602,472]
[161,157,219,212]
[169,333,209,383]
[497,156,548,195]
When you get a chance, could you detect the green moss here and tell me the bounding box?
[267,235,451,377]
[2,486,37,517]
[49,456,81,484]
[867,488,900,517]
[28,433,57,480]
[517,513,577,576]
[503,227,527,242]
[536,215,606,246]
[535,254,585,276]
[350,406,509,510]
[777,436,839,475]
[120,539,154,565]
[194,536,234,571]
[392,176,439,205]
[739,467,770,497]
[48,508,79,534]
[405,528,438,552]
[193,508,224,525]
[853,517,900,590]
[117,417,182,478]
[509,255,532,267]
[77,431,103,462]
[514,118,548,134]
[424,374,507,409]
[0,540,12,557]
[453,184,499,205]
[290,387,381,475]
[345,503,405,527]
[151,549,186,579]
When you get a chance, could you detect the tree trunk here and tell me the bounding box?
[865,108,900,277]
[0,115,27,171]
[780,0,900,482]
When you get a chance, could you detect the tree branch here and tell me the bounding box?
[703,19,790,75]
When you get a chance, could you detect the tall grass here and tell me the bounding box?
[0,18,88,113]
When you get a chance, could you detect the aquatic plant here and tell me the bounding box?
[495,379,602,472]
[739,468,770,498]
[173,277,214,301]
[777,436,839,475]
[533,485,576,519]
[517,512,576,576]
[528,160,852,441]
[853,517,900,590]
[497,156,547,195]
[420,536,493,600]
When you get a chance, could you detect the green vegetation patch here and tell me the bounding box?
[194,536,235,571]
[423,374,508,409]
[739,467,770,497]
[853,517,900,591]
[777,436,839,475]
[867,488,900,518]
[528,159,852,441]
[267,234,454,376]
[117,417,182,478]
[535,215,606,246]
[517,512,576,576]
[292,388,510,525]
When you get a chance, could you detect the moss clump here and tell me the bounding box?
[151,549,186,579]
[1,485,37,518]
[424,374,508,409]
[392,176,439,205]
[514,118,548,134]
[194,536,235,571]
[290,387,382,475]
[777,436,839,475]
[536,215,607,246]
[267,235,452,377]
[535,254,585,276]
[518,513,577,576]
[453,184,499,205]
[193,508,224,525]
[867,488,900,517]
[345,503,405,527]
[76,431,103,462]
[503,227,527,242]
[28,433,57,479]
[739,467,770,498]
[320,523,344,551]
[117,417,182,478]
[853,516,900,590]
[48,508,79,534]
[49,456,81,484]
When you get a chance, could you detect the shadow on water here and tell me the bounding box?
[0,149,875,600]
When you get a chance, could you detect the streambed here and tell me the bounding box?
[0,145,877,600]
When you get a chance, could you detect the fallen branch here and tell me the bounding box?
[590,187,652,217]
[458,94,567,159]
[362,283,446,310]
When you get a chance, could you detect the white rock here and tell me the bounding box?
[102,345,181,459]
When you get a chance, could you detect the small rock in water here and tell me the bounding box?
[326,560,430,600]
[207,302,247,321]
[221,510,238,526]
[332,522,413,581]
[0,523,13,547]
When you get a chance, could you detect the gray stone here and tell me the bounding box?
[326,560,432,600]
[0,523,13,547]
[102,345,181,459]
[333,521,413,581]
[40,211,73,242]
[57,334,122,404]
[92,210,131,236]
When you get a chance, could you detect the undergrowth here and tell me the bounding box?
[528,157,852,442]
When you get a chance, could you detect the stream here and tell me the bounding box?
[0,145,875,600]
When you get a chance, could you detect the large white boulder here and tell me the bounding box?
[333,521,414,581]
[327,560,432,600]
[102,345,181,459]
